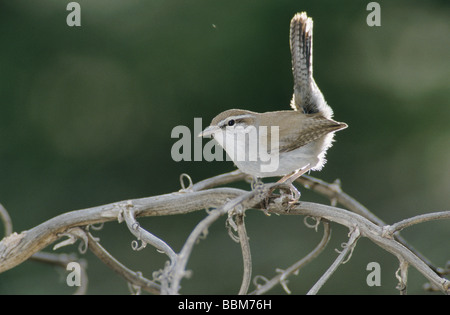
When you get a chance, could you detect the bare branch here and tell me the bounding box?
[0,188,245,273]
[235,213,252,295]
[0,170,448,295]
[187,170,447,277]
[168,206,230,294]
[191,170,248,191]
[307,227,360,295]
[296,175,383,225]
[85,231,161,295]
[386,211,450,234]
[268,202,449,294]
[296,175,447,277]
[250,221,331,295]
[168,184,274,295]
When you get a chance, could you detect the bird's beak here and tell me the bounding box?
[198,125,219,138]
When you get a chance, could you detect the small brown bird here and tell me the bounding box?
[200,12,347,187]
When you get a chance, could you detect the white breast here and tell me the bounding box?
[213,127,336,178]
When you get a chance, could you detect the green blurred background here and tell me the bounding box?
[0,0,449,294]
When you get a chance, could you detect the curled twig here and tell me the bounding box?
[252,275,270,289]
[395,258,409,295]
[225,213,240,243]
[131,239,147,251]
[179,173,194,192]
[53,227,89,254]
[304,216,321,231]
[89,222,104,231]
[121,203,177,263]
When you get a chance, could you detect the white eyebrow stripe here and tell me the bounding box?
[218,114,253,126]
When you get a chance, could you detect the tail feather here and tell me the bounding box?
[289,12,333,119]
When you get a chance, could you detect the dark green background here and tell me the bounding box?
[0,0,449,294]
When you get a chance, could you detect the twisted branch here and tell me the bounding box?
[0,171,448,294]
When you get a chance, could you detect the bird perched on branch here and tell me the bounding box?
[200,12,347,199]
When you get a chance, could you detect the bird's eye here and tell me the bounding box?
[228,119,235,126]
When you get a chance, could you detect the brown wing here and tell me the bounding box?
[278,115,347,153]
